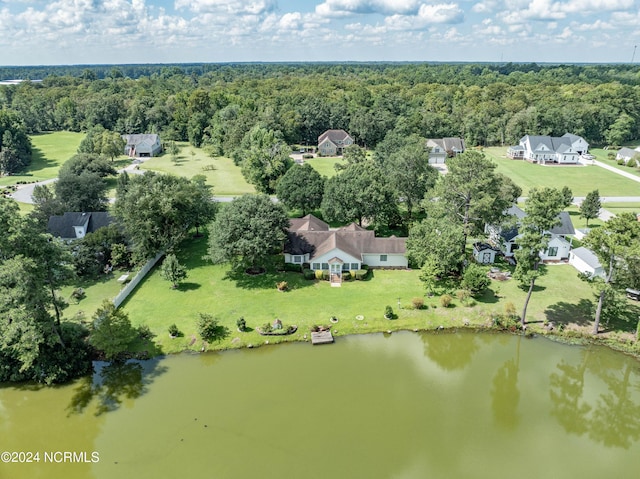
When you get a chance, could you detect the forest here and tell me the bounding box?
[1,62,639,169]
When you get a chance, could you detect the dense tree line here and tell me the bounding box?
[1,63,639,159]
[0,110,32,175]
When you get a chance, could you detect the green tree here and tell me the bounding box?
[513,187,565,326]
[605,113,634,146]
[187,174,216,237]
[237,126,292,194]
[101,130,126,161]
[321,161,397,227]
[418,256,444,296]
[580,190,601,227]
[160,253,188,289]
[30,184,64,227]
[89,300,137,361]
[383,135,438,218]
[113,171,212,260]
[206,194,289,271]
[560,186,573,209]
[461,263,491,296]
[583,213,640,334]
[334,144,367,170]
[275,163,325,215]
[55,170,109,212]
[0,110,32,175]
[406,216,465,275]
[197,313,229,343]
[427,151,521,269]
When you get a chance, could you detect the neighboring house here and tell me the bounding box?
[569,247,604,278]
[426,138,466,164]
[473,242,499,264]
[122,134,162,157]
[284,215,407,285]
[487,205,575,262]
[507,133,588,164]
[317,130,354,156]
[616,147,640,166]
[47,212,114,241]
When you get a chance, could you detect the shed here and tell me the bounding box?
[473,242,499,264]
[569,247,604,278]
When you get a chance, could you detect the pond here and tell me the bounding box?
[1,331,640,479]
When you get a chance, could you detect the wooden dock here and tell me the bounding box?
[311,330,334,345]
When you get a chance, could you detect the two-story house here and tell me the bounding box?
[426,137,466,164]
[317,130,354,156]
[507,133,588,164]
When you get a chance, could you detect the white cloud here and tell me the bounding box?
[571,19,613,31]
[384,3,464,30]
[175,0,277,15]
[315,0,422,17]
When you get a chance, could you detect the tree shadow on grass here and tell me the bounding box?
[476,287,500,304]
[544,299,593,327]
[601,301,640,333]
[223,269,314,291]
[176,282,201,292]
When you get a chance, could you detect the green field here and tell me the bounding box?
[139,143,255,196]
[305,156,344,178]
[483,147,640,196]
[105,235,608,355]
[589,147,640,178]
[0,131,85,187]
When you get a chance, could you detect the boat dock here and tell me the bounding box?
[311,330,334,345]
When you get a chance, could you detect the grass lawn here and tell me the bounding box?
[0,131,85,187]
[305,156,344,178]
[600,202,640,215]
[139,142,255,196]
[483,147,640,196]
[115,235,609,355]
[590,148,640,178]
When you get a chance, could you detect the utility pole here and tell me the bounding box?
[632,45,637,63]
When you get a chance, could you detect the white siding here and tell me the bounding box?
[540,236,571,261]
[362,253,407,268]
[312,249,361,270]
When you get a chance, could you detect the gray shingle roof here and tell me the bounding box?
[122,134,159,147]
[318,129,352,145]
[499,206,574,239]
[571,247,602,269]
[47,212,114,239]
[285,215,406,261]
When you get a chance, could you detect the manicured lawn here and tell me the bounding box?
[0,131,85,187]
[305,156,344,178]
[483,147,640,196]
[600,202,640,215]
[590,148,640,178]
[117,235,601,355]
[139,143,255,196]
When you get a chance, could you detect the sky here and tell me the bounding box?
[0,0,639,65]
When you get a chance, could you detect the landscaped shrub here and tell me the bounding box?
[354,269,368,280]
[412,297,424,309]
[617,159,626,165]
[197,313,229,343]
[284,263,302,272]
[262,322,273,333]
[237,317,246,332]
[315,269,324,280]
[303,268,315,280]
[384,305,394,319]
[342,271,351,281]
[322,271,330,281]
[168,324,181,338]
[137,324,155,340]
[456,289,472,306]
[440,294,453,308]
[71,287,86,301]
[276,281,289,291]
[504,302,517,318]
[461,263,490,296]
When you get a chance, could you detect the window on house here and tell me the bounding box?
[293,255,302,263]
[547,247,558,257]
[380,255,387,262]
[351,263,359,270]
[342,263,349,271]
[312,263,320,270]
[322,263,328,270]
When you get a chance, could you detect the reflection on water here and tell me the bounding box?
[550,347,640,449]
[1,331,640,479]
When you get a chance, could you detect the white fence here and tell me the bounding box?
[113,252,164,308]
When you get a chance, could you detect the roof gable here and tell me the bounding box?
[318,129,352,144]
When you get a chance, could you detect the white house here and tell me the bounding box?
[317,130,354,156]
[488,205,575,262]
[616,147,640,166]
[47,212,114,241]
[122,134,162,157]
[569,247,604,278]
[284,215,407,286]
[426,138,466,164]
[508,133,588,165]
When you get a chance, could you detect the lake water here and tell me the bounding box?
[1,331,640,479]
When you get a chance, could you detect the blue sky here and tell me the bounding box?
[0,0,639,65]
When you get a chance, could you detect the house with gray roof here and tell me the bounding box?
[487,205,575,262]
[616,147,640,166]
[122,134,162,157]
[317,130,354,156]
[47,212,114,241]
[508,133,588,164]
[426,137,466,164]
[284,214,407,286]
[569,247,604,278]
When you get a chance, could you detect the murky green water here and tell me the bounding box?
[1,331,640,479]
